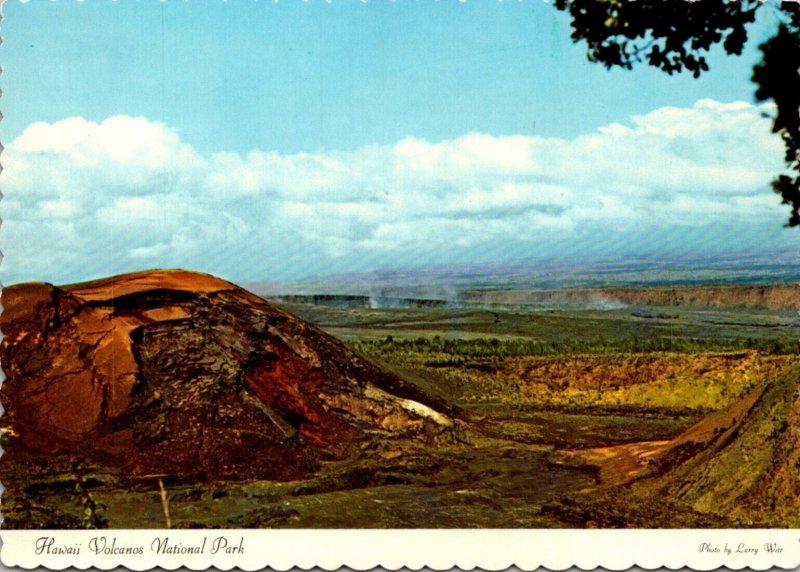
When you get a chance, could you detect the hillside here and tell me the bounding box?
[555,364,800,526]
[0,269,458,482]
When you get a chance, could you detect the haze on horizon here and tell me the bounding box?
[3,1,799,288]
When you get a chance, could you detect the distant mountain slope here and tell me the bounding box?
[0,269,457,481]
[460,284,800,311]
[265,284,800,312]
[247,252,800,300]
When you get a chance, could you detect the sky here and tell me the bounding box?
[2,0,799,287]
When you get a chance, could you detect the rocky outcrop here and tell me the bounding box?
[461,284,800,310]
[0,270,458,481]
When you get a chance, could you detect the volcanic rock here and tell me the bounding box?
[0,270,458,481]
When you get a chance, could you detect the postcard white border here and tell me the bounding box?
[0,529,798,570]
[3,0,800,571]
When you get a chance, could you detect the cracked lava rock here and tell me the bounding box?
[0,269,458,481]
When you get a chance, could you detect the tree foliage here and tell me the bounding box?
[553,0,800,226]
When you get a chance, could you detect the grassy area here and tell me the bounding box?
[353,336,797,412]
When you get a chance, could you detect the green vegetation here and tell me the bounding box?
[354,334,800,359]
[353,335,796,412]
[552,0,800,226]
[72,465,108,529]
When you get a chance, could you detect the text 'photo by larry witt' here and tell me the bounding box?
[1,0,799,529]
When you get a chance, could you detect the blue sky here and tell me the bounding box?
[3,0,799,286]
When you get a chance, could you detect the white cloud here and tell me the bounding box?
[1,99,791,285]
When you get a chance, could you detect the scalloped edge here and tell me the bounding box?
[1,529,800,570]
[0,2,799,572]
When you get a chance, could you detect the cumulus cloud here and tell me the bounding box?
[1,100,791,285]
